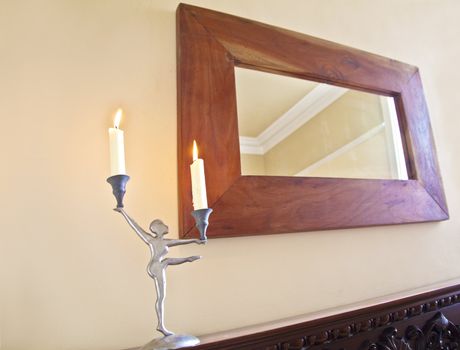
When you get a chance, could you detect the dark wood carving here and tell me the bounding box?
[177,3,448,238]
[127,284,460,350]
[363,327,417,350]
[363,312,460,350]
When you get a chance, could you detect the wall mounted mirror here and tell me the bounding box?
[177,3,448,238]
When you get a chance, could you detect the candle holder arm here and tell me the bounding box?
[114,208,152,244]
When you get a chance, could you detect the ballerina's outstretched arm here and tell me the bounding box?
[114,208,153,244]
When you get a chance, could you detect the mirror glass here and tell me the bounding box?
[235,67,408,180]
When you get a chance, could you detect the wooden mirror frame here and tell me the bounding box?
[177,3,448,239]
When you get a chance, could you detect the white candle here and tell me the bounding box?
[190,140,208,210]
[108,108,126,176]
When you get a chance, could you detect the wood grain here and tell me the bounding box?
[177,6,241,235]
[177,3,448,238]
[208,177,446,238]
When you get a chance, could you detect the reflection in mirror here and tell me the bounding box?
[235,67,408,180]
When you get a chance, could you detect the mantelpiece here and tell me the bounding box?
[176,3,448,238]
[128,281,460,349]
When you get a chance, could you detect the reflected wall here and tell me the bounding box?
[236,68,408,180]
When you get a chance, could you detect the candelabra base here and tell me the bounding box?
[139,334,200,350]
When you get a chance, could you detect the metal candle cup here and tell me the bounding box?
[191,208,213,240]
[107,174,130,208]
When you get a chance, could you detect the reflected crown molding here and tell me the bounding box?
[239,84,348,155]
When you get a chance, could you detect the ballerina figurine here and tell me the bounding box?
[114,208,205,337]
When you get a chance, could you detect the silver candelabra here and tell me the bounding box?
[107,174,212,350]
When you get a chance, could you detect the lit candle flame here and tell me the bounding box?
[192,140,198,161]
[114,108,123,129]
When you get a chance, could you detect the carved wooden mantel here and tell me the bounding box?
[128,283,460,350]
[193,284,460,350]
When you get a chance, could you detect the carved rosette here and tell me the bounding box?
[362,313,460,350]
[423,312,460,349]
[266,312,460,350]
[220,290,460,350]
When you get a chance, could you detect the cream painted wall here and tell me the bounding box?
[1,1,459,349]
